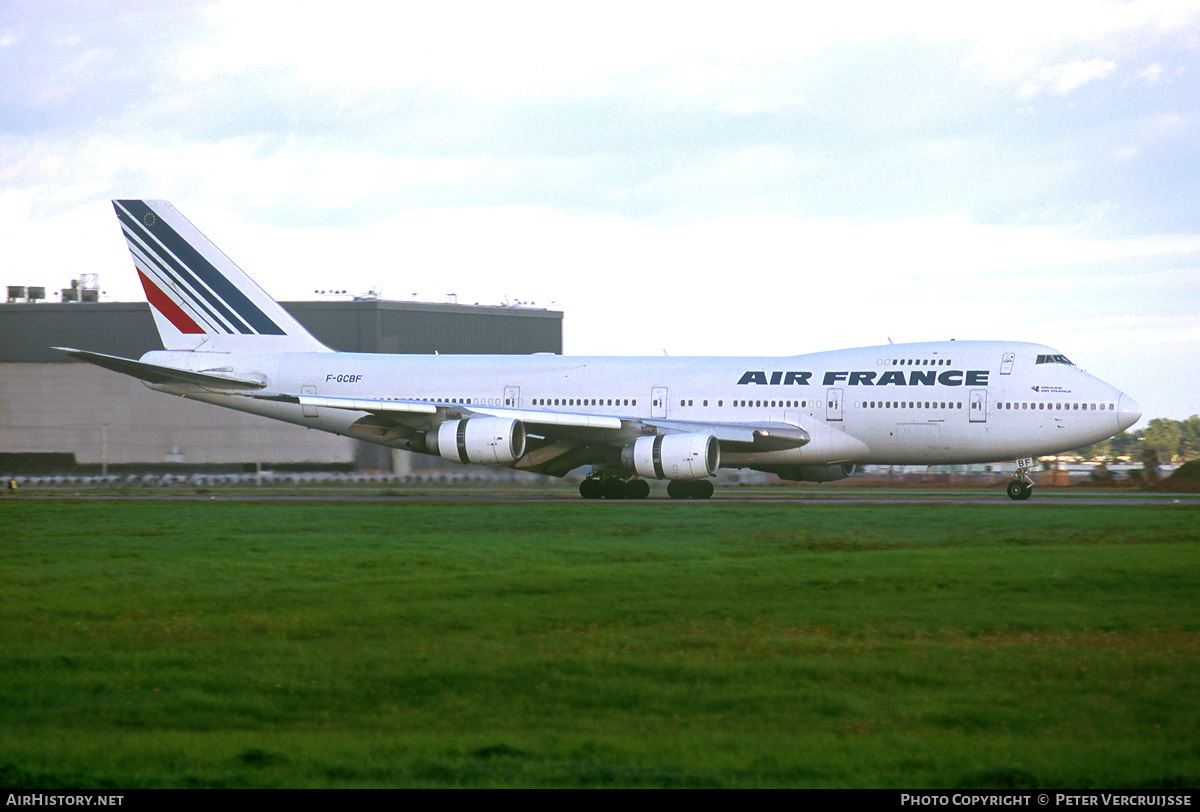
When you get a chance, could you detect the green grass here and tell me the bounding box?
[1,499,1198,787]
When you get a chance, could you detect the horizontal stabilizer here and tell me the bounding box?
[54,347,267,390]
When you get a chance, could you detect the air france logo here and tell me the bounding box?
[736,371,813,386]
[737,369,990,387]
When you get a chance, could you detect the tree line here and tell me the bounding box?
[1073,415,1200,463]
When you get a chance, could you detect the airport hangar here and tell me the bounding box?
[0,295,563,474]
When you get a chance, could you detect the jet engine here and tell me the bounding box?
[620,433,720,480]
[764,463,857,482]
[425,418,526,465]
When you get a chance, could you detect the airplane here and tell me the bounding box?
[57,199,1141,500]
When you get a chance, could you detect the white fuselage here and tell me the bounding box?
[142,339,1139,471]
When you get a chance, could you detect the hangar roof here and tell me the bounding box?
[0,299,563,362]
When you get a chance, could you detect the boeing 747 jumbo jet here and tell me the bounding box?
[58,200,1140,500]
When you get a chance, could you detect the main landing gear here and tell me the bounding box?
[1006,460,1034,501]
[666,479,714,500]
[578,474,715,499]
[579,474,650,500]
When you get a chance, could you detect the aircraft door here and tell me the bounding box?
[651,387,668,418]
[504,386,520,408]
[1000,353,1015,375]
[301,385,318,418]
[970,389,988,423]
[826,388,843,422]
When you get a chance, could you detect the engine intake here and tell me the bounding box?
[426,418,526,465]
[621,433,720,480]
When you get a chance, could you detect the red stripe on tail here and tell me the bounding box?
[138,270,205,334]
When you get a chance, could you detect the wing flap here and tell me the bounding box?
[642,419,810,451]
[290,394,437,416]
[468,406,623,431]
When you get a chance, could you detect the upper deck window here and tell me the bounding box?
[1036,354,1074,365]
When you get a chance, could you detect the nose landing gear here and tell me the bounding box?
[1007,459,1034,500]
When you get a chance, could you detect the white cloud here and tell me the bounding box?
[175,0,1200,102]
[1014,59,1118,98]
[1055,59,1118,93]
[1136,63,1166,83]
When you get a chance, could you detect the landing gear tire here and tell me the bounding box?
[603,477,628,499]
[1006,480,1033,501]
[625,479,650,500]
[579,476,603,499]
[667,479,715,499]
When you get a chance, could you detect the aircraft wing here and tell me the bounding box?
[248,392,631,477]
[259,392,440,416]
[450,407,808,451]
[254,392,624,429]
[252,392,807,451]
[54,348,268,391]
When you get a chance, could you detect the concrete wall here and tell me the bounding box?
[0,362,356,466]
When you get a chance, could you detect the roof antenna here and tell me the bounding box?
[887,337,894,345]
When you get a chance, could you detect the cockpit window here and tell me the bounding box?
[1036,354,1073,365]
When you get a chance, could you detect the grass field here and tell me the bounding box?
[2,496,1198,788]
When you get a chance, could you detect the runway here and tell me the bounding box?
[6,486,1197,507]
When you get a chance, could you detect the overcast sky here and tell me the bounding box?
[3,0,1198,422]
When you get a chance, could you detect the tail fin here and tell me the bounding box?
[112,200,330,353]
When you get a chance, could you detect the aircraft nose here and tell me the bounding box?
[1117,394,1141,432]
